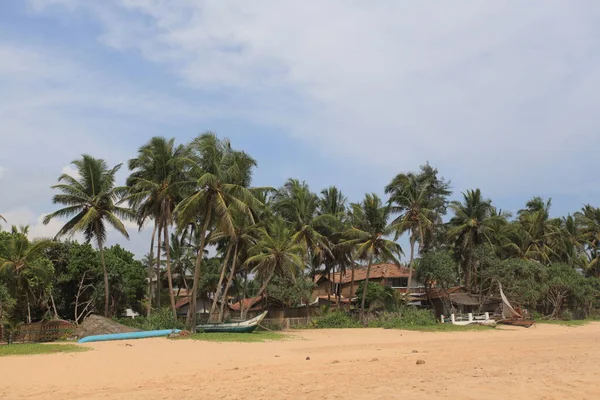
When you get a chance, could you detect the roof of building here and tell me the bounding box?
[229,295,263,311]
[318,264,411,284]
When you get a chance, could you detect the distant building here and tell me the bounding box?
[312,263,425,303]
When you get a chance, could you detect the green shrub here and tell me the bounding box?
[116,308,184,331]
[560,309,573,321]
[309,311,361,329]
[369,308,436,328]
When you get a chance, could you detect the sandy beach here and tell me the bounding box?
[1,323,599,400]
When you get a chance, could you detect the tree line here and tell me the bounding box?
[1,133,599,329]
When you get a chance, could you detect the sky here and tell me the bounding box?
[1,1,600,258]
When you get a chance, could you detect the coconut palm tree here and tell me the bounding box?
[0,226,55,322]
[515,197,561,264]
[344,194,402,323]
[273,179,334,277]
[447,189,503,290]
[244,218,304,307]
[576,204,600,275]
[318,186,348,303]
[125,137,187,315]
[43,155,133,317]
[385,173,437,290]
[176,132,262,330]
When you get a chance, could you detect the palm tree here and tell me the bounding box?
[176,132,262,330]
[514,197,561,264]
[273,179,334,277]
[576,204,600,275]
[43,155,133,317]
[0,226,55,321]
[386,173,437,290]
[125,137,187,315]
[344,194,402,323]
[447,189,502,290]
[318,186,348,303]
[244,218,305,312]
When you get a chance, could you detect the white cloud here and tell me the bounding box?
[27,0,600,198]
[0,167,5,179]
[61,165,80,180]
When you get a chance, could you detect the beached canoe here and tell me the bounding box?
[78,329,181,343]
[196,311,268,333]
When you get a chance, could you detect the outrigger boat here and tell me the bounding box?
[496,283,535,328]
[196,311,268,333]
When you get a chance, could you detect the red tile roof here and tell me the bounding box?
[322,263,411,284]
[229,295,263,311]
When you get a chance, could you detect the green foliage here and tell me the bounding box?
[368,308,437,328]
[355,281,395,310]
[417,250,457,288]
[103,245,147,316]
[309,310,361,328]
[186,331,285,342]
[267,275,315,308]
[117,308,184,330]
[0,343,87,357]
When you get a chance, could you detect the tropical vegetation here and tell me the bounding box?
[2,133,600,335]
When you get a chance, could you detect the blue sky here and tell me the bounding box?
[1,1,600,257]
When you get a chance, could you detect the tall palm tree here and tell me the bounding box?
[176,132,262,330]
[125,137,187,315]
[344,194,402,322]
[0,226,55,322]
[43,155,133,317]
[244,218,304,313]
[386,173,437,290]
[576,204,600,275]
[515,197,561,264]
[447,189,502,290]
[318,186,348,303]
[273,179,334,277]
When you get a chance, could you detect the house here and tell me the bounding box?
[312,263,425,302]
[228,295,320,320]
[424,287,501,319]
[175,294,229,321]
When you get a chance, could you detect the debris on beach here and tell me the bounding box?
[416,360,426,365]
[74,314,140,339]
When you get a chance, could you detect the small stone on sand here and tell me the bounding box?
[416,360,426,365]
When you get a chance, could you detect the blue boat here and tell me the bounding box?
[78,329,181,343]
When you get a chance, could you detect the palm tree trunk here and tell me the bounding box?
[254,271,275,304]
[49,292,59,319]
[187,206,213,331]
[349,262,355,311]
[163,222,177,316]
[359,255,374,325]
[209,242,233,321]
[219,242,239,322]
[147,222,157,316]
[97,237,110,317]
[327,266,331,303]
[407,235,416,293]
[241,268,249,319]
[156,226,162,309]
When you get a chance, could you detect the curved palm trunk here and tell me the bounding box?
[163,223,177,316]
[208,242,234,321]
[407,235,416,293]
[219,242,239,322]
[156,227,162,309]
[187,206,213,331]
[241,268,249,319]
[97,238,110,317]
[348,263,355,311]
[147,222,157,316]
[359,255,374,325]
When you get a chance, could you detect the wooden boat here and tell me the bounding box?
[496,319,535,328]
[196,311,268,333]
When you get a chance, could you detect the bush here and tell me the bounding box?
[116,308,185,331]
[560,309,573,321]
[309,311,361,329]
[369,308,436,329]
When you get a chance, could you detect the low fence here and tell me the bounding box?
[1,321,75,344]
[440,313,491,324]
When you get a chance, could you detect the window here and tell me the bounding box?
[388,277,408,288]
